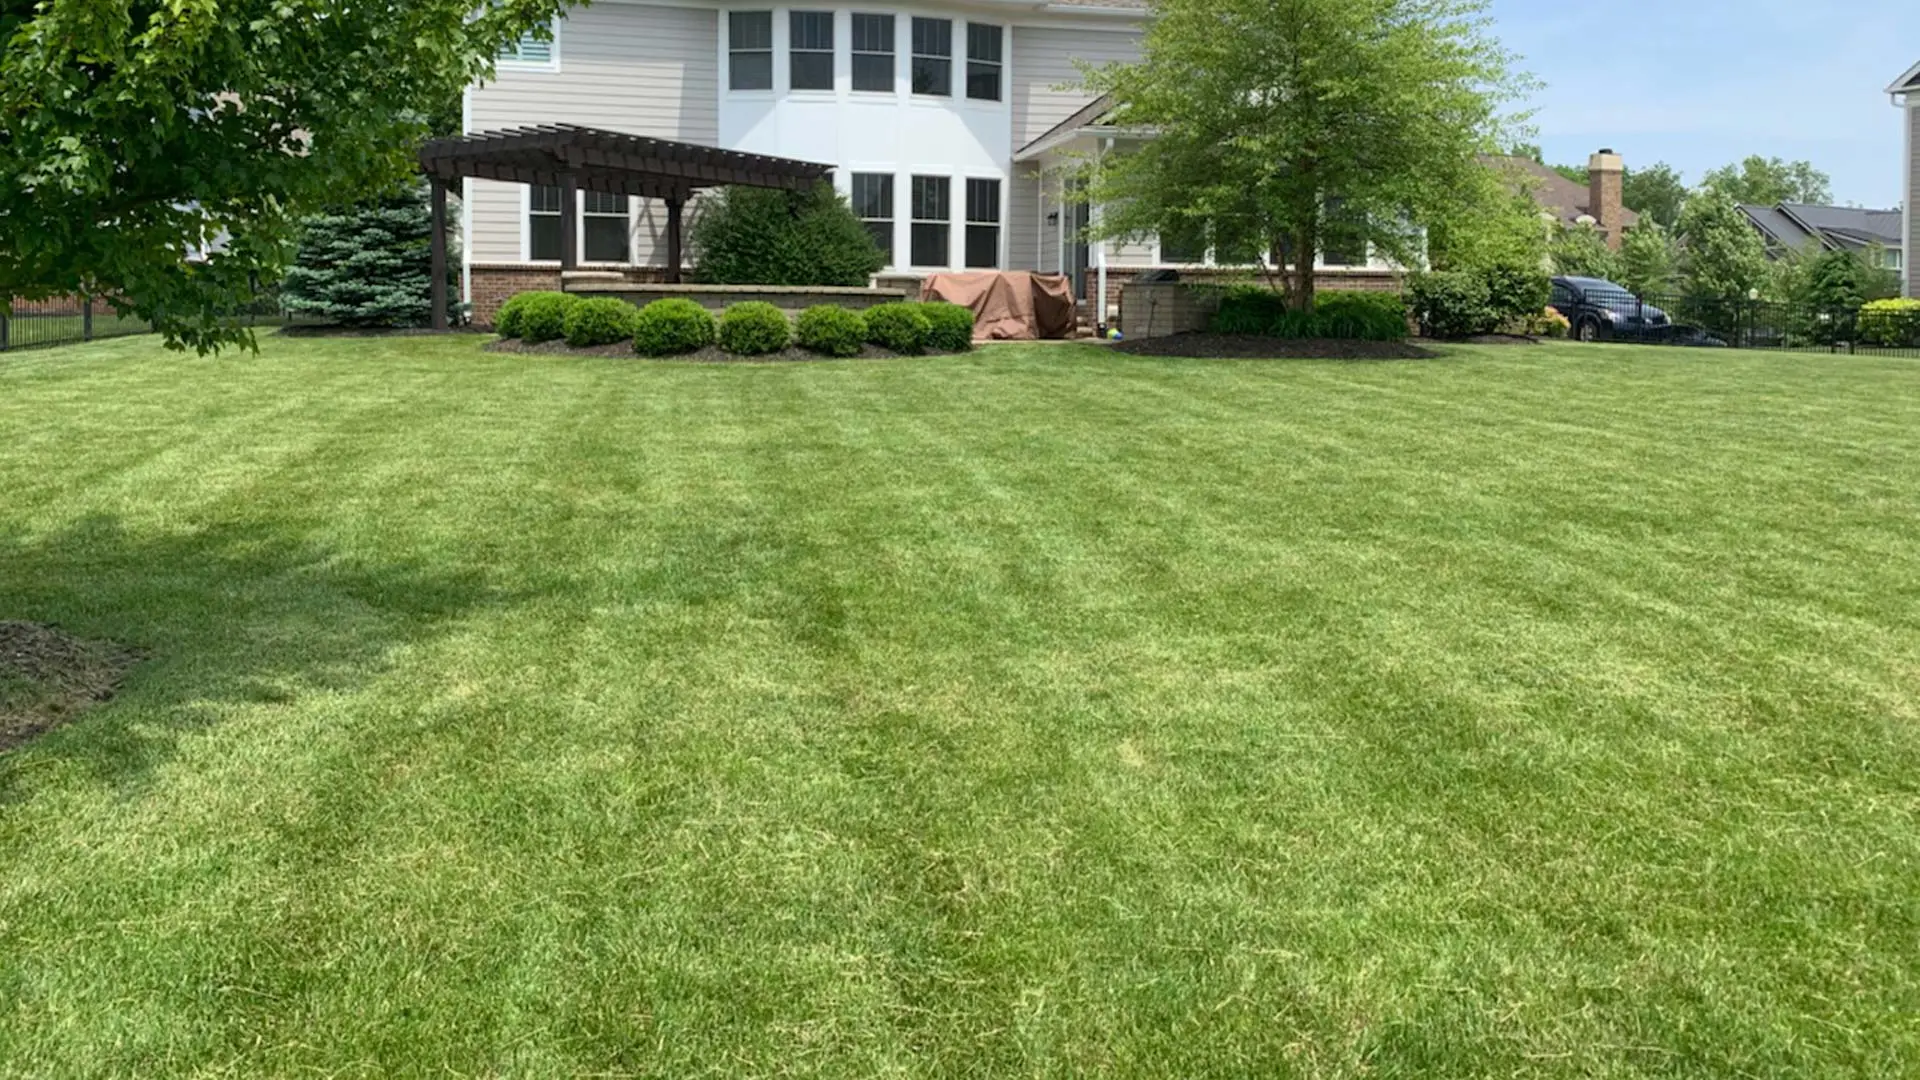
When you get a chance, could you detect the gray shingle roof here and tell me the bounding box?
[1485,156,1641,230]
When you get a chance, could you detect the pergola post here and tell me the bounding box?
[560,171,579,272]
[665,197,684,284]
[429,175,449,331]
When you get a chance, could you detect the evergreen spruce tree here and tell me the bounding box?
[282,186,452,327]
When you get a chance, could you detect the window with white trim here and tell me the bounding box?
[582,191,630,263]
[529,185,563,261]
[910,18,952,97]
[965,178,1000,268]
[851,13,895,93]
[729,11,774,91]
[500,21,556,66]
[852,173,894,264]
[910,175,951,267]
[789,11,834,91]
[965,24,1002,102]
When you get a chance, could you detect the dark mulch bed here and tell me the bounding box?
[278,325,489,338]
[1112,333,1441,360]
[1,622,147,753]
[484,338,947,363]
[1460,333,1543,346]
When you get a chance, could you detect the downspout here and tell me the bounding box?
[1899,86,1914,298]
[1095,136,1113,336]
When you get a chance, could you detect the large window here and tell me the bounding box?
[852,173,894,264]
[582,191,630,263]
[729,11,773,91]
[910,17,952,96]
[965,24,1002,102]
[1158,220,1207,265]
[789,11,834,91]
[910,175,951,267]
[529,185,563,261]
[965,178,1000,268]
[1321,197,1367,267]
[1157,217,1262,266]
[851,14,895,92]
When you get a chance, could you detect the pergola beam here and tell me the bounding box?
[418,125,833,329]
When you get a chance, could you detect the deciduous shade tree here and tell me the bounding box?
[1081,0,1530,311]
[1622,163,1689,231]
[1673,190,1772,336]
[1549,224,1624,283]
[280,187,451,328]
[0,0,560,352]
[1702,156,1833,207]
[1619,223,1677,298]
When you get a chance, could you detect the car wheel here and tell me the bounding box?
[1577,318,1602,343]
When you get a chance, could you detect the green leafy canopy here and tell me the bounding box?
[1081,0,1535,310]
[0,0,567,352]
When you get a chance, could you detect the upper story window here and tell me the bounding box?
[729,12,774,91]
[789,11,834,91]
[965,24,1002,102]
[499,21,557,68]
[910,17,952,97]
[851,13,895,93]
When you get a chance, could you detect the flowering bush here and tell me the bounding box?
[1530,307,1572,339]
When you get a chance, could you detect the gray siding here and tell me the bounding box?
[466,4,719,265]
[1009,163,1043,271]
[1010,26,1141,148]
[1909,104,1919,297]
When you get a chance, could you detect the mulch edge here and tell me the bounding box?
[1,622,148,754]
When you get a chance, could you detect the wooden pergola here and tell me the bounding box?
[418,125,835,329]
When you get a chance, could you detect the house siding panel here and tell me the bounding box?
[1010,27,1141,148]
[467,4,720,267]
[1908,103,1918,297]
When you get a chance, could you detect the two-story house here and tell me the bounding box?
[459,0,1401,325]
[1893,61,1919,298]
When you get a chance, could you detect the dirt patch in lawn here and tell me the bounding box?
[0,622,146,753]
[484,338,958,363]
[1111,334,1441,360]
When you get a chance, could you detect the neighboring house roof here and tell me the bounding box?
[1484,156,1641,230]
[1739,202,1904,256]
[1889,60,1920,95]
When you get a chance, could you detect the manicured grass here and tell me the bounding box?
[2,335,1917,1077]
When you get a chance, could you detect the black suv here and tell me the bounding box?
[1550,276,1672,342]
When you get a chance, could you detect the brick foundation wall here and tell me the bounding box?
[469,264,676,326]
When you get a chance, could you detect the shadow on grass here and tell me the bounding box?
[0,514,513,799]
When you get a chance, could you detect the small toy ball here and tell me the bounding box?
[1107,328,1124,341]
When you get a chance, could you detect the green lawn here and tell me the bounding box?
[2,335,1917,1077]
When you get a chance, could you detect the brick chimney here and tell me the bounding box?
[1589,149,1626,250]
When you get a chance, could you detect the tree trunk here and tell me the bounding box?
[1291,217,1319,313]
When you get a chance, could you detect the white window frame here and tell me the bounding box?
[520,185,640,265]
[498,18,561,72]
[725,10,777,95]
[962,173,1005,269]
[962,22,1004,104]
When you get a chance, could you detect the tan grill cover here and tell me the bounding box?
[920,271,1078,341]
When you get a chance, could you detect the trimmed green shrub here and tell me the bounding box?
[1210,284,1289,335]
[632,298,717,357]
[1481,263,1552,330]
[716,301,791,355]
[517,292,582,344]
[1858,298,1920,347]
[1309,290,1409,341]
[494,291,548,338]
[864,302,931,353]
[563,297,642,348]
[916,301,976,352]
[1207,286,1407,340]
[1408,271,1497,339]
[795,305,868,357]
[691,183,886,286]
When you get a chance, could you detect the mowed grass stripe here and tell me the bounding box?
[1,335,1916,1077]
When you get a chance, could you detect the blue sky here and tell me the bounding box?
[1489,0,1919,207]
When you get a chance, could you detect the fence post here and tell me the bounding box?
[82,293,93,341]
[0,310,8,352]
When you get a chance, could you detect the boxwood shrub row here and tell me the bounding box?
[494,292,976,358]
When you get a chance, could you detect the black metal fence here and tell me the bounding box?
[0,298,154,352]
[1593,291,1920,359]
